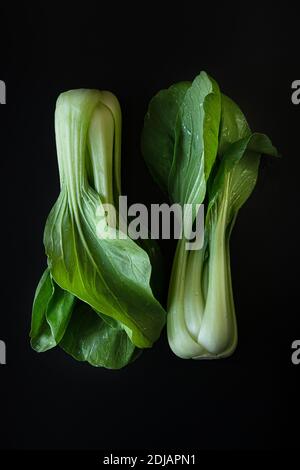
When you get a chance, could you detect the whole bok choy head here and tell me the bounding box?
[141,71,278,360]
[31,89,166,369]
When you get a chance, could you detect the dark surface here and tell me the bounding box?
[0,4,298,450]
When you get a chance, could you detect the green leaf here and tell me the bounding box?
[30,269,75,352]
[141,81,190,194]
[45,193,165,349]
[218,94,251,156]
[137,237,165,301]
[60,303,139,369]
[142,72,221,211]
[169,71,221,207]
[31,270,139,368]
[208,132,279,223]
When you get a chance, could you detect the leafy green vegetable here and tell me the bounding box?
[141,81,190,194]
[142,72,278,359]
[142,72,221,211]
[60,303,140,369]
[31,269,139,369]
[30,268,75,352]
[31,89,166,368]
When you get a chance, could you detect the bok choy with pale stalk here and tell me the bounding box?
[31,89,166,369]
[142,71,278,359]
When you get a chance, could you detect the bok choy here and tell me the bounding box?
[31,89,166,368]
[142,71,278,359]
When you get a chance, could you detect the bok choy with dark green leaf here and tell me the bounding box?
[31,89,166,369]
[142,71,278,360]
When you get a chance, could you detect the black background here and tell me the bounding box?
[0,4,299,452]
